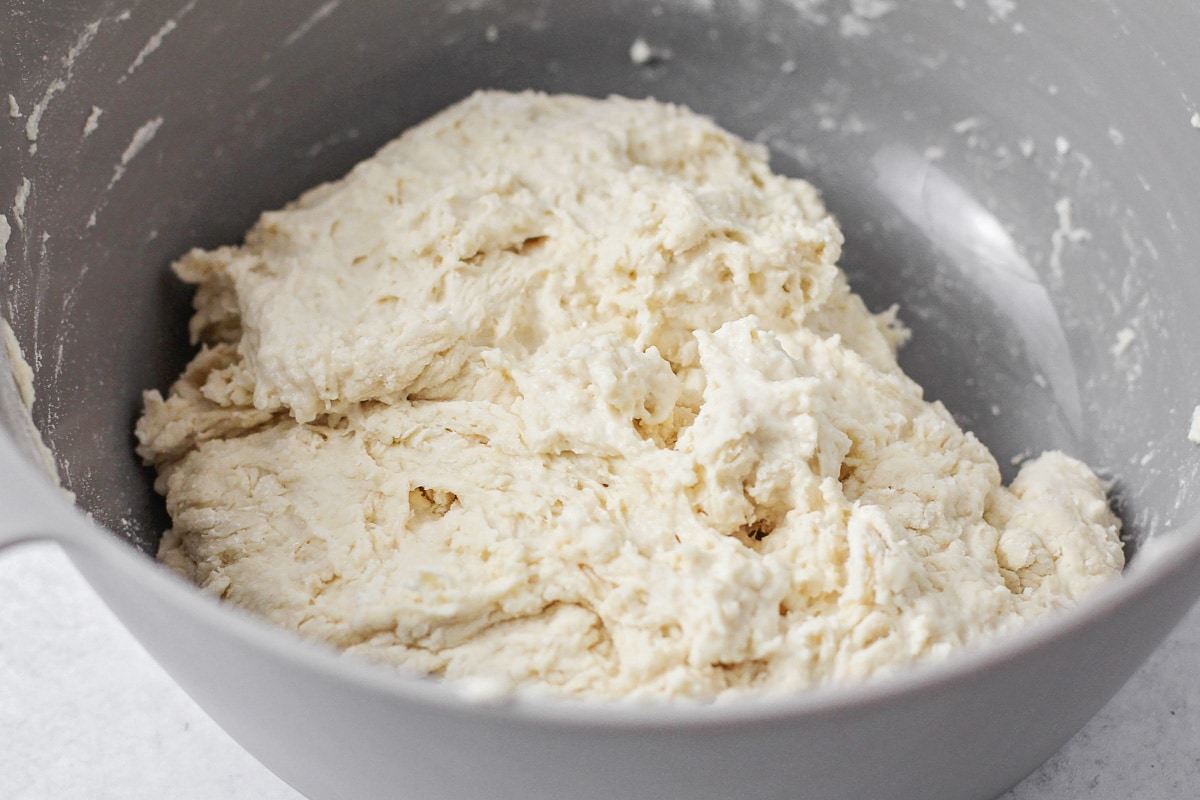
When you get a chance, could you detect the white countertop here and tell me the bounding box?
[2,542,1198,800]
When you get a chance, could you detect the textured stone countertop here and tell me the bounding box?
[2,542,1198,800]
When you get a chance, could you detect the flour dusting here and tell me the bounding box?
[107,117,165,190]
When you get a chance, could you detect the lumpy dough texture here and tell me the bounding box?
[137,91,1124,700]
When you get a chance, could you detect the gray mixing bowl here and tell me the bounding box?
[3,2,1200,798]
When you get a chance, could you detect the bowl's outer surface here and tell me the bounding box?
[3,1,1200,798]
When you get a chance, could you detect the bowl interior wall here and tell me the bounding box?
[3,0,1200,560]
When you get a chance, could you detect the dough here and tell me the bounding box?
[137,91,1124,700]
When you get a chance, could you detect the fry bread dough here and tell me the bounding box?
[137,91,1123,699]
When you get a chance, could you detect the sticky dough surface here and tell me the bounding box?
[137,91,1123,700]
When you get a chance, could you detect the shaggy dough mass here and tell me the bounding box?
[137,91,1124,700]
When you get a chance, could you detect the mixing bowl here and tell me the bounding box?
[3,2,1200,798]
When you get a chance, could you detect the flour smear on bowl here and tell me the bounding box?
[136,92,1123,700]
